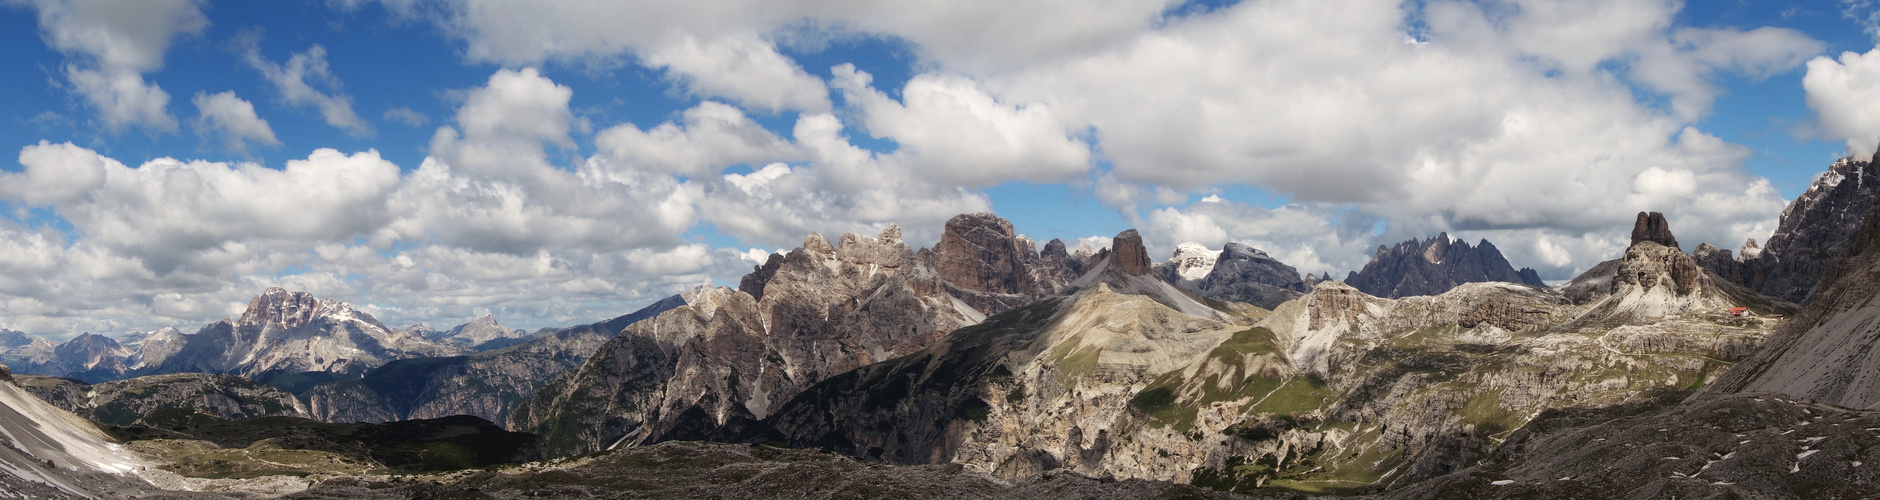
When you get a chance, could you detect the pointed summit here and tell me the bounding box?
[1630,211,1679,249]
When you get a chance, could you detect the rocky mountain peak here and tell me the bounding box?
[802,233,837,257]
[1189,241,1307,309]
[239,287,323,329]
[1110,229,1153,275]
[1629,211,1679,249]
[1741,238,1762,258]
[738,253,785,302]
[924,212,1042,300]
[1697,153,1880,304]
[1157,242,1220,287]
[1347,234,1544,298]
[1422,232,1451,263]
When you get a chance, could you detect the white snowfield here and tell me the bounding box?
[0,378,146,498]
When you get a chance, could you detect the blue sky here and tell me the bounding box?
[2,0,1879,339]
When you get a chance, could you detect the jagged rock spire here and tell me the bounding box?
[1630,211,1679,249]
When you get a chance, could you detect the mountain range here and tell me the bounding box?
[3,151,1880,498]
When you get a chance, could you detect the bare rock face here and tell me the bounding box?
[1110,229,1153,276]
[151,287,463,387]
[1345,233,1546,298]
[738,252,785,301]
[1038,238,1086,288]
[1700,154,1880,305]
[1704,176,1880,408]
[1562,213,1794,327]
[922,214,1063,315]
[517,225,983,456]
[1629,211,1679,249]
[1193,242,1307,309]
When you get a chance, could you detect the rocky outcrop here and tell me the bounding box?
[1561,213,1795,327]
[304,294,685,425]
[1110,229,1154,276]
[919,214,1073,315]
[1345,234,1546,298]
[1040,238,1087,284]
[15,372,307,425]
[1189,242,1307,309]
[738,252,784,301]
[150,287,463,387]
[1703,175,1880,408]
[1700,153,1880,304]
[1629,211,1679,249]
[516,225,984,456]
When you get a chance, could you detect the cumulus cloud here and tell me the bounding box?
[191,91,280,152]
[595,101,799,178]
[415,0,1174,73]
[241,42,374,136]
[1804,47,1880,157]
[4,142,402,274]
[692,113,993,247]
[640,33,831,113]
[14,0,206,132]
[390,67,699,254]
[830,64,1090,187]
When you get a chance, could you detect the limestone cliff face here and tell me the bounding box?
[920,214,1075,315]
[516,226,984,456]
[15,372,306,425]
[1345,234,1545,298]
[1700,153,1880,304]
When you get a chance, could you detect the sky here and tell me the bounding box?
[2,0,1880,340]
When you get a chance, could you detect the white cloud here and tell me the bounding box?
[417,0,1175,73]
[16,0,206,132]
[392,68,700,254]
[640,33,831,113]
[242,42,373,136]
[191,91,281,152]
[4,142,402,274]
[831,64,1091,187]
[595,101,799,178]
[383,107,429,127]
[1804,47,1880,157]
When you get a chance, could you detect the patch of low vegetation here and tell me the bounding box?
[99,407,544,476]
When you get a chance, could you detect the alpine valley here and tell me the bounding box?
[7,152,1880,500]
